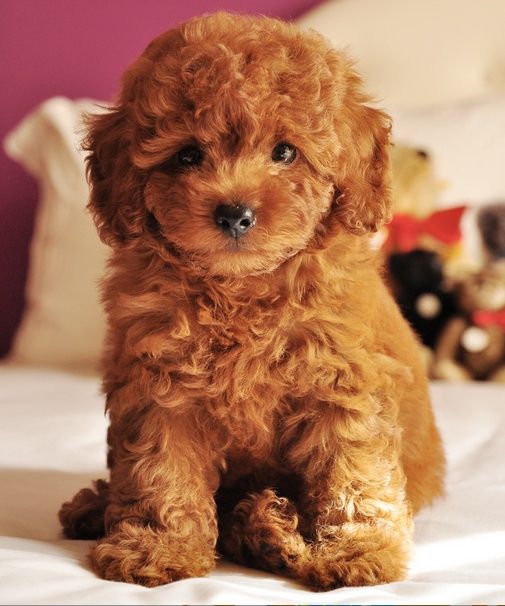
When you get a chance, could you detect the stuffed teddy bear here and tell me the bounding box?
[446,201,505,278]
[383,145,461,360]
[477,202,505,262]
[373,144,439,250]
[432,260,505,382]
[384,144,466,260]
[390,144,440,218]
[387,249,457,351]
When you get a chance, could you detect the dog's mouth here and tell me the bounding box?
[147,210,255,252]
[223,237,251,253]
[145,210,311,277]
[146,211,256,269]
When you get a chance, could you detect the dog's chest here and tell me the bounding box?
[134,285,363,424]
[204,316,288,410]
[193,292,357,395]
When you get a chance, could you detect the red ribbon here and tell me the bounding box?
[385,206,467,252]
[472,309,505,331]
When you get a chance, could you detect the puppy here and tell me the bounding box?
[59,12,445,589]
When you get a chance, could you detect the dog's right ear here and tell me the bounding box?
[84,106,146,246]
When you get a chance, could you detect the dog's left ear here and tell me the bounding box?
[332,89,393,234]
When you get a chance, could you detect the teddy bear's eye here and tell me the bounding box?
[272,142,297,164]
[176,145,203,167]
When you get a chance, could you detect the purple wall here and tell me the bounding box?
[0,0,321,357]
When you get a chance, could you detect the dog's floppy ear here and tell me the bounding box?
[324,51,393,235]
[334,102,392,234]
[84,106,147,246]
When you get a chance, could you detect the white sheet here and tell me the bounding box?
[1,364,504,604]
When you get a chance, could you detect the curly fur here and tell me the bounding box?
[59,13,445,589]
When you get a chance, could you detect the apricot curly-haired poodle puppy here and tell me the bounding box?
[59,12,445,589]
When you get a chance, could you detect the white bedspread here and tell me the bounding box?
[1,364,504,604]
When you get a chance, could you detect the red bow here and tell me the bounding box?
[472,309,505,331]
[385,206,467,252]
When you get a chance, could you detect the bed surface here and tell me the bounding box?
[0,364,504,604]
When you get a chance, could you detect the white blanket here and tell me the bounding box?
[1,364,504,604]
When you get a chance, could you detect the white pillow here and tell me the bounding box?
[298,0,505,110]
[390,95,505,208]
[3,97,108,372]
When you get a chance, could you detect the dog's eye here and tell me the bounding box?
[176,145,203,167]
[272,142,297,164]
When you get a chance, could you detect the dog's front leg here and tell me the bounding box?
[285,400,413,590]
[90,400,219,586]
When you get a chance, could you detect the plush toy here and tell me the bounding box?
[383,145,461,359]
[477,202,505,262]
[384,144,467,260]
[432,260,505,382]
[390,144,440,218]
[448,201,505,278]
[387,249,457,352]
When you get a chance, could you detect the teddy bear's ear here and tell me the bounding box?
[84,106,147,247]
[333,103,393,234]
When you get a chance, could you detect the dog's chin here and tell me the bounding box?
[203,250,288,278]
[154,233,304,278]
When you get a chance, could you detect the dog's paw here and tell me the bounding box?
[302,533,409,590]
[303,552,406,590]
[219,489,307,576]
[59,479,108,539]
[90,523,216,586]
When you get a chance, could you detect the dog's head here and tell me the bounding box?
[86,13,392,276]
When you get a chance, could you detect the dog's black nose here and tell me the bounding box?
[214,204,256,239]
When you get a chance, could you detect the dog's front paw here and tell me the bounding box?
[304,550,407,590]
[301,524,410,590]
[90,522,216,586]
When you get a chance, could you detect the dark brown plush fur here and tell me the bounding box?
[59,13,445,589]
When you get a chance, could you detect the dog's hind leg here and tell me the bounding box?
[59,479,109,539]
[218,488,308,578]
